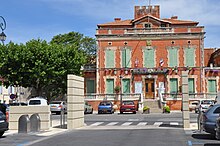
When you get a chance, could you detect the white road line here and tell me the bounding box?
[90,122,104,126]
[170,122,179,126]
[153,122,163,126]
[137,122,148,126]
[107,122,118,126]
[121,122,133,126]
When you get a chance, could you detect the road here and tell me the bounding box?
[1,112,220,146]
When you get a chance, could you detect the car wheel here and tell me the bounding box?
[0,131,4,137]
[120,111,123,114]
[133,111,136,114]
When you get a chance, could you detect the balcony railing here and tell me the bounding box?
[125,27,172,34]
[162,93,217,100]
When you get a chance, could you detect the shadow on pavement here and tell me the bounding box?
[204,144,220,146]
[192,133,216,140]
[159,123,183,128]
[53,124,67,129]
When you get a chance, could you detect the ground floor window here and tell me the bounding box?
[170,78,178,94]
[122,79,130,93]
[86,79,95,94]
[208,79,216,93]
[188,78,195,93]
[106,79,114,94]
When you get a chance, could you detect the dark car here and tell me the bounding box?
[201,104,220,135]
[98,101,114,114]
[120,101,136,114]
[0,110,8,137]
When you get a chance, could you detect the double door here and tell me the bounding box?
[145,79,155,99]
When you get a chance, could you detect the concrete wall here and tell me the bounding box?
[67,75,84,129]
[9,106,50,130]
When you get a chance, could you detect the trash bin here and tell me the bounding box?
[18,115,30,133]
[30,113,41,132]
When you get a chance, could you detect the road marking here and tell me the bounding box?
[128,119,139,121]
[90,122,104,126]
[153,122,163,126]
[137,122,148,126]
[170,122,179,126]
[121,122,133,126]
[107,122,118,126]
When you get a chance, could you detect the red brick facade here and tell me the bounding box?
[85,5,220,111]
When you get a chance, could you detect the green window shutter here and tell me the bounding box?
[105,50,114,68]
[86,79,95,94]
[185,48,195,67]
[121,49,131,68]
[208,80,216,93]
[106,79,114,94]
[169,48,178,67]
[122,79,130,93]
[170,78,178,93]
[188,78,195,93]
[144,49,154,68]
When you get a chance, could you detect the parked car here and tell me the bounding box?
[195,99,214,113]
[0,110,8,137]
[189,101,199,111]
[120,101,136,114]
[50,101,67,114]
[28,97,48,106]
[98,101,114,114]
[201,104,220,135]
[84,101,93,114]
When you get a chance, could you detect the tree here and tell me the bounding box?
[0,39,87,100]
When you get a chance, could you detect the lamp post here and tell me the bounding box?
[0,16,7,45]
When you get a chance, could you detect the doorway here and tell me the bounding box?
[145,79,155,99]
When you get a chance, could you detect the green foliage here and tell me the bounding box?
[0,36,87,100]
[163,105,170,113]
[114,86,121,93]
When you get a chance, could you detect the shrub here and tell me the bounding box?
[143,106,150,112]
[163,105,170,113]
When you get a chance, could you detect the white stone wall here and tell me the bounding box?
[67,75,84,129]
[9,106,50,130]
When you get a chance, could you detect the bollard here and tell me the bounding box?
[215,117,220,140]
[30,113,41,132]
[18,115,30,133]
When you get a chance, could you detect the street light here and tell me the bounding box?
[0,16,7,45]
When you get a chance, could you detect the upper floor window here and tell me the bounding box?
[144,23,151,29]
[170,78,178,94]
[143,48,155,68]
[184,47,195,67]
[168,47,178,67]
[121,48,131,68]
[86,79,95,94]
[105,49,115,68]
[208,79,216,93]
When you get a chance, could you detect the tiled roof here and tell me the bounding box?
[98,20,132,27]
[163,18,198,25]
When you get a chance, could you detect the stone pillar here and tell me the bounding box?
[67,75,84,129]
[182,71,190,129]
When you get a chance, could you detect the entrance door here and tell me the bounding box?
[145,79,155,99]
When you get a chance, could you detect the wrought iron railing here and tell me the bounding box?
[162,92,217,100]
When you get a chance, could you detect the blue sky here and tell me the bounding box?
[1,0,220,48]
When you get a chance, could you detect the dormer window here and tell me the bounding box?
[161,24,166,28]
[144,23,151,29]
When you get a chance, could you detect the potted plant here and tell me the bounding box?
[143,106,150,114]
[114,86,121,93]
[163,105,170,113]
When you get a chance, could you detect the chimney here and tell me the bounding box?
[114,18,121,22]
[171,16,178,19]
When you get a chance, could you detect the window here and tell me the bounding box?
[105,49,115,68]
[145,23,151,29]
[169,48,178,67]
[188,78,195,93]
[106,79,114,94]
[213,107,220,114]
[144,48,155,68]
[185,47,195,67]
[86,79,95,94]
[170,78,178,93]
[122,79,130,93]
[121,48,131,68]
[208,80,216,93]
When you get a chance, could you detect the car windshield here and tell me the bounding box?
[123,101,134,105]
[201,100,213,104]
[100,102,111,106]
[29,100,41,105]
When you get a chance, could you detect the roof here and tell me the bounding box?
[163,18,199,25]
[98,19,132,27]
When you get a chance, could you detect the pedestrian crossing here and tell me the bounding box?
[86,121,184,127]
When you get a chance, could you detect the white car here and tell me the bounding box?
[195,99,214,113]
[50,101,67,114]
[28,97,48,106]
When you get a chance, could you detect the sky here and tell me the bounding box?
[1,0,220,48]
